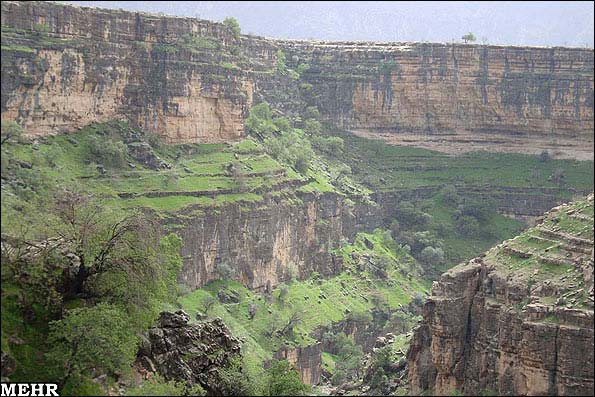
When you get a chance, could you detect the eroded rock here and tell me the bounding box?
[137,311,241,394]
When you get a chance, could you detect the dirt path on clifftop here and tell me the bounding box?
[349,129,595,160]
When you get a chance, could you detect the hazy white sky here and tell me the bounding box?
[63,1,594,47]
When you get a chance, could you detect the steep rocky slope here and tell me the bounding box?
[408,194,594,396]
[2,1,593,157]
[136,311,241,394]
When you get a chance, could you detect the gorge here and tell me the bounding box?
[0,1,593,396]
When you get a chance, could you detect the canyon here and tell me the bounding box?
[1,1,593,396]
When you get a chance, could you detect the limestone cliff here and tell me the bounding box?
[172,191,382,290]
[407,194,594,396]
[2,1,593,158]
[282,41,594,159]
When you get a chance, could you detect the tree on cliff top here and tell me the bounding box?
[462,32,476,43]
[223,17,241,39]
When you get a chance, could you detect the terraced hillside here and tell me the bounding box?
[1,2,593,395]
[408,194,594,396]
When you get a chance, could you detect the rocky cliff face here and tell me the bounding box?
[408,194,594,396]
[1,1,270,142]
[2,1,593,157]
[274,343,322,386]
[172,192,382,290]
[282,41,594,159]
[137,310,242,394]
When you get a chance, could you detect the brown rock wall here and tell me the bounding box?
[407,195,595,396]
[2,1,593,156]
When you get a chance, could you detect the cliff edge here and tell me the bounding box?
[408,194,594,395]
[1,1,593,158]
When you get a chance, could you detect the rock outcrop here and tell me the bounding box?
[2,1,593,158]
[136,310,242,394]
[274,343,322,386]
[407,194,595,395]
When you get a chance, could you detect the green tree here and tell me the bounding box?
[1,120,23,146]
[346,309,373,324]
[304,106,320,120]
[273,117,291,132]
[395,201,431,229]
[278,284,289,303]
[87,135,128,168]
[330,333,364,385]
[296,63,310,77]
[219,356,256,396]
[230,161,247,192]
[265,360,309,396]
[419,246,445,266]
[437,185,461,206]
[276,50,287,74]
[462,32,476,43]
[457,197,494,221]
[539,150,551,163]
[47,303,137,381]
[303,118,322,135]
[246,102,278,138]
[223,17,241,39]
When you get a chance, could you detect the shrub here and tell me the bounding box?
[419,246,445,266]
[303,118,322,135]
[539,150,551,163]
[219,356,256,396]
[437,185,460,206]
[312,135,344,155]
[245,103,278,138]
[296,63,310,77]
[126,376,205,396]
[215,262,236,280]
[87,135,127,168]
[1,120,24,146]
[329,333,364,386]
[278,284,289,303]
[202,295,217,313]
[264,130,313,173]
[378,60,397,77]
[551,168,566,184]
[395,202,431,229]
[273,117,291,132]
[286,261,298,281]
[457,197,494,221]
[347,309,373,324]
[455,214,481,237]
[462,32,476,43]
[33,23,51,33]
[230,161,246,192]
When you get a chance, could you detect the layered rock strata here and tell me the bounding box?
[2,1,593,157]
[408,194,595,396]
[173,191,382,290]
